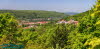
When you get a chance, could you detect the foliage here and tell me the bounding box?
[66,0,100,49]
[0,13,19,46]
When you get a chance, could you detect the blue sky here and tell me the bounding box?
[0,0,96,13]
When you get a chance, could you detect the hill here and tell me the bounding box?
[0,10,70,22]
[64,10,93,21]
[64,12,79,15]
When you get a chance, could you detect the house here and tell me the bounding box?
[23,21,48,29]
[73,21,78,25]
[67,19,78,25]
[48,18,51,20]
[57,19,68,24]
[57,19,78,25]
[23,25,37,29]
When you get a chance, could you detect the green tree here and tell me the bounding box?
[0,13,18,44]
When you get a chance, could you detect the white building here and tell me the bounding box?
[57,20,68,24]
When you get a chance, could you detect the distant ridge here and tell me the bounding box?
[64,12,79,15]
[0,10,70,22]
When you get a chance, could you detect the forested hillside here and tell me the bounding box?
[0,10,69,22]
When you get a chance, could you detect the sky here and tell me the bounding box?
[0,0,96,13]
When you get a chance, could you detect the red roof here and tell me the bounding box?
[22,21,48,25]
[37,21,48,24]
[23,22,36,25]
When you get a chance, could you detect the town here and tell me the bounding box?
[20,19,78,29]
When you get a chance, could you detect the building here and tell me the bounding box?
[22,21,48,29]
[67,19,78,25]
[23,22,36,25]
[57,19,78,25]
[23,25,38,29]
[57,19,68,24]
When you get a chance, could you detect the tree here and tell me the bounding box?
[0,13,18,44]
